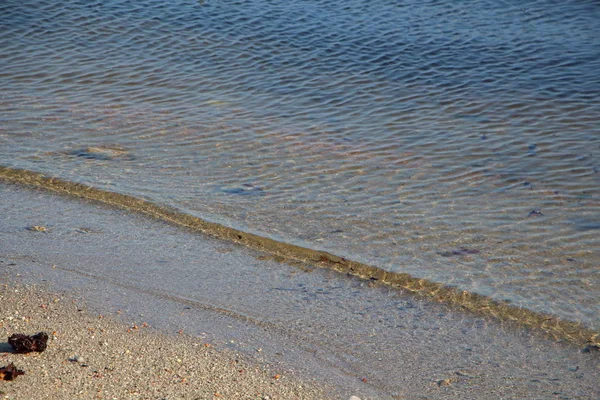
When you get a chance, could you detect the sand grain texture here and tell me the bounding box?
[0,284,333,400]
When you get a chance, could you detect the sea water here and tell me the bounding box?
[1,0,599,328]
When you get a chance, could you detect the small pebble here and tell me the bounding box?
[73,355,85,363]
[581,344,600,353]
[348,396,362,400]
[27,225,47,232]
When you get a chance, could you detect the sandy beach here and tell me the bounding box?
[0,282,335,400]
[0,284,338,399]
[1,182,599,399]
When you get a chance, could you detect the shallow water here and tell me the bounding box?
[1,0,599,327]
[3,184,600,399]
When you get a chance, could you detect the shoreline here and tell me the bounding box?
[1,181,599,399]
[1,166,597,347]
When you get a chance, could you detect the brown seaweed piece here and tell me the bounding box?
[0,363,25,381]
[8,332,48,353]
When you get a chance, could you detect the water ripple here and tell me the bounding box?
[1,0,600,327]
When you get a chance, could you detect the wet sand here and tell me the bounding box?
[0,182,599,399]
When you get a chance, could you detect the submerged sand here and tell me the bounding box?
[0,182,599,399]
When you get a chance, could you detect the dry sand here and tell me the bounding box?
[0,282,334,400]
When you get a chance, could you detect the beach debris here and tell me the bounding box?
[75,227,102,234]
[528,210,543,217]
[581,344,600,353]
[26,225,47,232]
[348,396,362,400]
[523,181,534,189]
[436,377,457,387]
[455,370,476,378]
[0,363,25,381]
[438,248,480,257]
[8,332,49,353]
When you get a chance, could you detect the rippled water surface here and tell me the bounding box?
[1,0,599,327]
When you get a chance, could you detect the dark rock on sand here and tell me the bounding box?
[8,332,49,353]
[220,183,264,196]
[69,146,133,161]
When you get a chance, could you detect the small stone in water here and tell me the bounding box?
[26,225,47,232]
[581,344,600,353]
[71,146,132,161]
